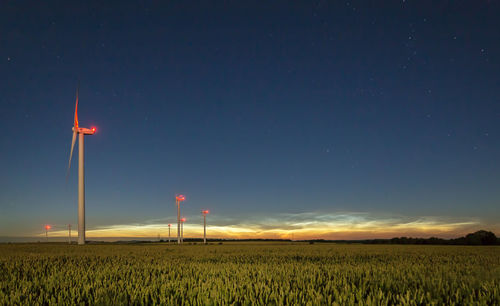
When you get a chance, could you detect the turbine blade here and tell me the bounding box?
[74,85,79,128]
[66,130,77,181]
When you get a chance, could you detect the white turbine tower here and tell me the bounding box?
[68,224,71,244]
[45,225,51,242]
[202,210,209,244]
[175,195,186,244]
[67,86,96,245]
[168,223,172,244]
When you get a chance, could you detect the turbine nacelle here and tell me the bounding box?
[72,127,97,135]
[202,210,210,215]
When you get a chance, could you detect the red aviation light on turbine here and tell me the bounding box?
[202,210,210,215]
[180,218,186,222]
[45,225,51,230]
[91,127,96,134]
[168,224,172,227]
[176,195,186,202]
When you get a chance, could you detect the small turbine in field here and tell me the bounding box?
[168,224,172,244]
[68,224,72,244]
[180,217,186,243]
[201,210,209,244]
[45,225,51,242]
[175,195,186,244]
[67,86,97,245]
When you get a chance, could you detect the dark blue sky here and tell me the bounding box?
[1,1,499,239]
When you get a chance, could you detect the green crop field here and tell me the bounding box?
[1,243,499,305]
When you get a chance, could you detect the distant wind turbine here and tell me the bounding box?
[202,210,209,244]
[45,225,51,242]
[67,86,97,245]
[68,224,71,244]
[168,224,172,244]
[175,195,186,244]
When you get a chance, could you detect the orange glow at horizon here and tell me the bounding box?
[38,218,492,241]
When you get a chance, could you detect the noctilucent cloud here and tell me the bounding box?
[1,1,499,240]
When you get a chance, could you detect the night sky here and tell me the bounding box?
[1,1,499,240]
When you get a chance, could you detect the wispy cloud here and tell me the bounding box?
[42,211,493,240]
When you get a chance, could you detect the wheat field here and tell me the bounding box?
[1,242,499,305]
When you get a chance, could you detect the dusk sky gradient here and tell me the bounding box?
[1,1,499,240]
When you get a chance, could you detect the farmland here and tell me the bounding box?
[1,243,499,304]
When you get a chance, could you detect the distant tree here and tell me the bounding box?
[464,230,497,245]
[451,237,466,245]
[428,237,444,245]
[359,230,498,245]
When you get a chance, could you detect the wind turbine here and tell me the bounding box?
[175,195,186,244]
[202,210,209,244]
[45,225,51,242]
[67,86,96,245]
[180,217,186,243]
[68,224,71,244]
[168,224,172,244]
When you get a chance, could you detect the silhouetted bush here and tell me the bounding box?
[463,230,497,245]
[358,230,498,245]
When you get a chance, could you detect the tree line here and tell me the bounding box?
[314,230,499,245]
